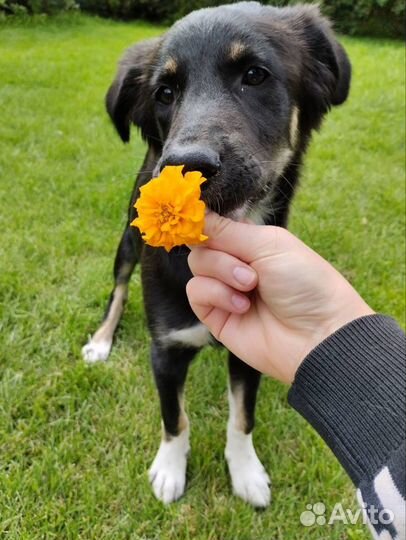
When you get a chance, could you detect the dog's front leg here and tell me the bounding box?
[148,342,198,504]
[225,353,271,507]
[82,226,141,363]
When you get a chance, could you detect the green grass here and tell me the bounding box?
[0,13,404,540]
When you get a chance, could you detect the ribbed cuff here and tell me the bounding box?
[288,315,406,486]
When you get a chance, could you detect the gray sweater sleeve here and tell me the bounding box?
[288,315,406,540]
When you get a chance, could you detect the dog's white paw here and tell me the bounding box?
[228,455,271,507]
[148,429,190,504]
[82,339,112,363]
[225,430,271,508]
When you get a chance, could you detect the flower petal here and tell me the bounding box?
[130,165,208,250]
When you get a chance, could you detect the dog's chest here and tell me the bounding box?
[159,323,212,348]
[151,202,270,349]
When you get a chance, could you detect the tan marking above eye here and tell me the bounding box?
[163,57,178,74]
[229,41,247,61]
[290,106,299,148]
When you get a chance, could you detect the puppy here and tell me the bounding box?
[82,2,351,507]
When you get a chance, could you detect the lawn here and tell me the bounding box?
[0,13,404,540]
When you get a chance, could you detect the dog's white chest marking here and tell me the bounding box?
[159,323,212,348]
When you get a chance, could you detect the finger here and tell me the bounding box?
[188,247,258,291]
[186,276,251,320]
[201,212,288,264]
[186,276,249,340]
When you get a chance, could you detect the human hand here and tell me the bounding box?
[186,213,374,383]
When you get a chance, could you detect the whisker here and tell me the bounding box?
[271,177,314,244]
[143,133,165,145]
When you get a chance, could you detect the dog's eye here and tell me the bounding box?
[242,66,269,86]
[155,86,175,105]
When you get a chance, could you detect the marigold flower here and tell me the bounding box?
[130,165,208,252]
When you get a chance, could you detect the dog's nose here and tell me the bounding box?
[161,147,221,179]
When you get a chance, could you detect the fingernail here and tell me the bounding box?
[233,266,256,286]
[231,294,250,311]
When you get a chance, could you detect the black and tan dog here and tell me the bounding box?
[82,2,351,506]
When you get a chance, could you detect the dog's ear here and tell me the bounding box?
[288,5,351,127]
[106,37,162,143]
[291,6,351,120]
[260,5,351,129]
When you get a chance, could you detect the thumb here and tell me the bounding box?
[202,211,284,264]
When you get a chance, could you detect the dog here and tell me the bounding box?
[82,2,351,507]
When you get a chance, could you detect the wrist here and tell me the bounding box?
[323,300,375,347]
[294,298,374,382]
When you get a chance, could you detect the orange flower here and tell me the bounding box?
[130,165,208,252]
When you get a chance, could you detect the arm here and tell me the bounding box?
[289,315,405,540]
[186,212,406,539]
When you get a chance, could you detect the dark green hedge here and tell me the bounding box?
[1,0,404,38]
[0,0,77,15]
[321,0,404,38]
